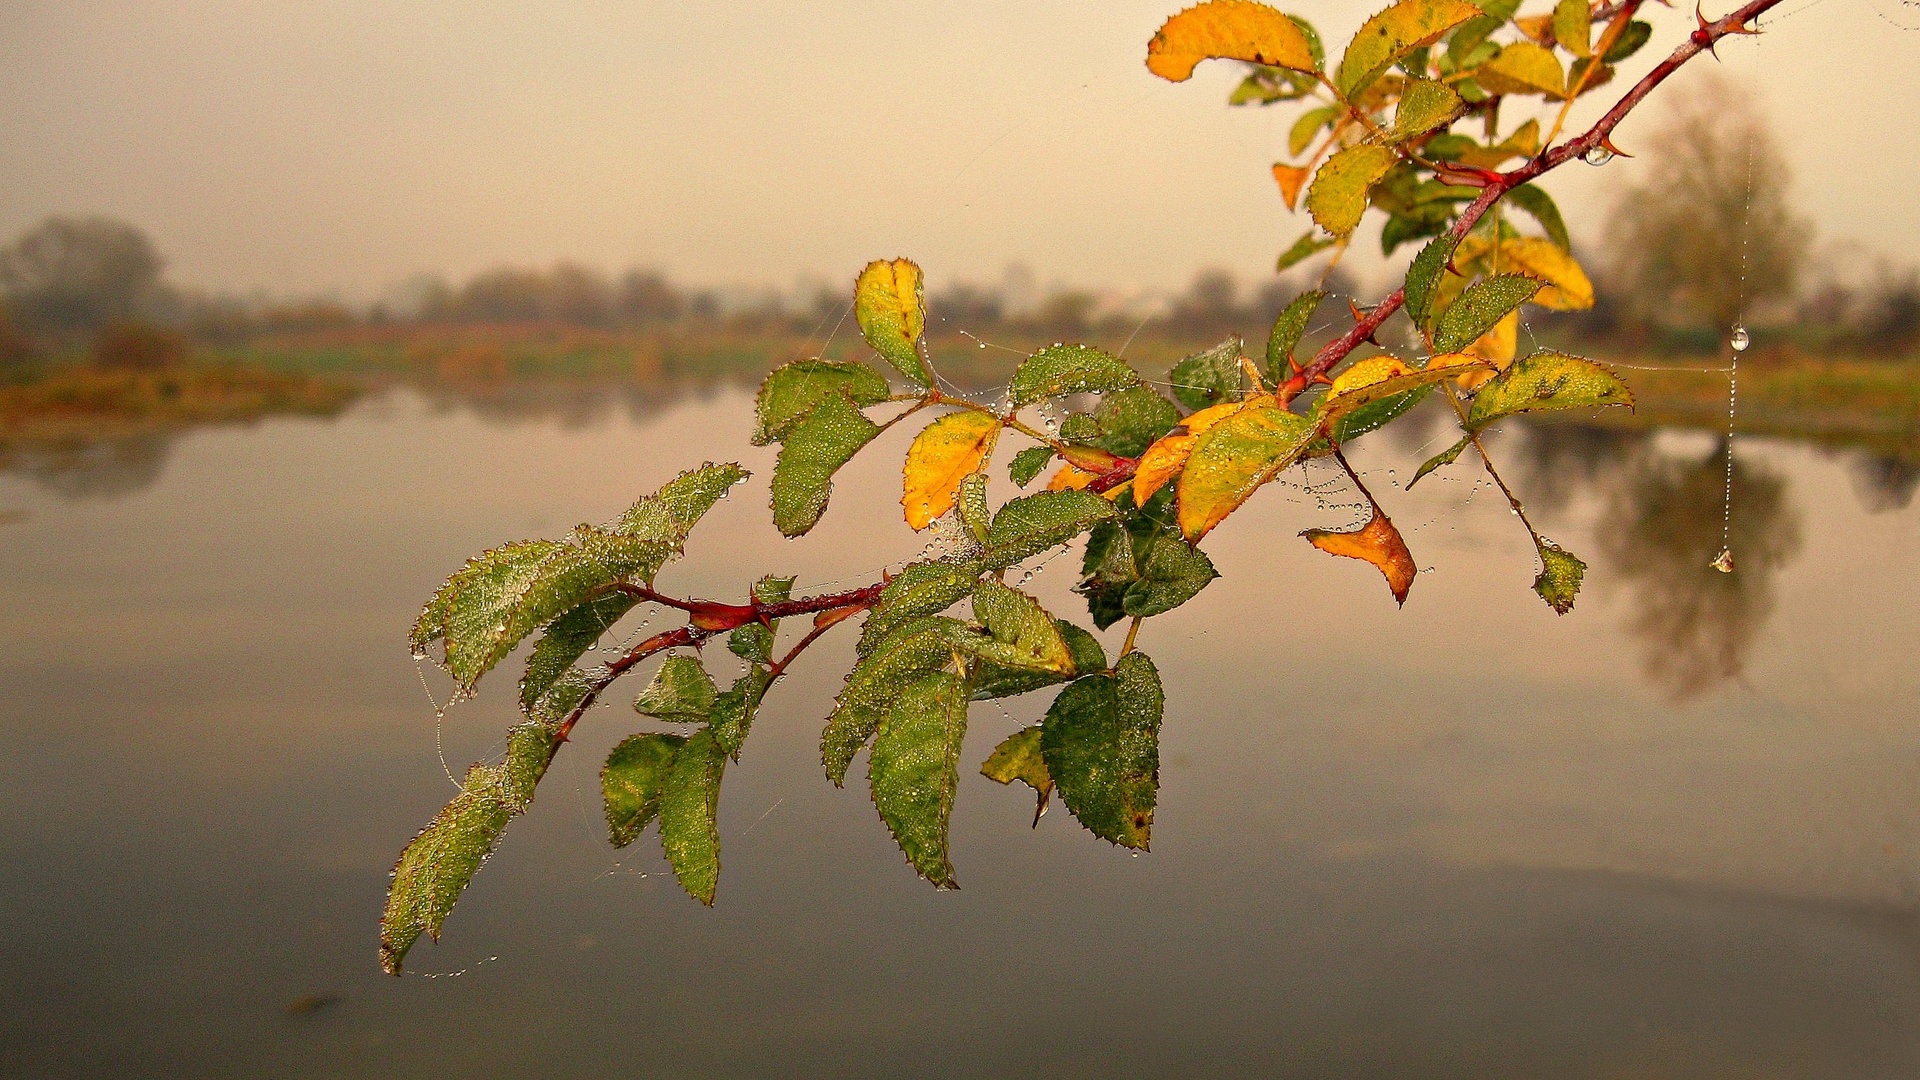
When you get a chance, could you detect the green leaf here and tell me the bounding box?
[1306,144,1398,237]
[602,733,686,848]
[981,726,1052,824]
[753,359,891,446]
[1332,384,1437,443]
[633,654,718,723]
[520,593,637,715]
[968,579,1074,674]
[982,490,1120,570]
[752,575,795,605]
[1503,184,1570,251]
[1168,337,1244,411]
[971,620,1106,700]
[1041,651,1162,849]
[1123,531,1219,618]
[1277,228,1337,271]
[1087,385,1181,457]
[825,616,967,784]
[1265,290,1326,377]
[770,392,881,537]
[1289,104,1342,156]
[1008,446,1055,488]
[1603,19,1653,63]
[1404,233,1457,330]
[956,473,991,542]
[710,665,772,759]
[1009,344,1139,406]
[1335,0,1484,99]
[854,258,931,386]
[868,668,971,887]
[1408,434,1471,489]
[857,560,982,656]
[1533,541,1587,614]
[1432,274,1544,353]
[1391,78,1463,139]
[659,728,726,904]
[379,723,557,975]
[1465,351,1633,431]
[413,528,673,691]
[728,623,774,664]
[613,462,750,559]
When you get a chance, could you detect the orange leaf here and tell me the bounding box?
[1130,396,1263,504]
[1302,504,1416,605]
[902,410,1000,530]
[1272,163,1309,211]
[1046,464,1100,492]
[1147,0,1319,82]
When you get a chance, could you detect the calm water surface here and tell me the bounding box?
[2,383,1917,1078]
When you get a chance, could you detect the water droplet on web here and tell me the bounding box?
[1582,145,1614,166]
[411,647,428,661]
[978,342,987,349]
[1729,325,1750,352]
[1710,548,1735,574]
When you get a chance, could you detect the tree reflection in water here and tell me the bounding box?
[1510,423,1807,699]
[1846,451,1920,514]
[0,434,172,500]
[1599,441,1803,700]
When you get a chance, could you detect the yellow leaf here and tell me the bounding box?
[1553,0,1592,57]
[1046,464,1099,492]
[1130,396,1260,504]
[1334,0,1483,99]
[1302,504,1417,605]
[902,411,1000,531]
[855,259,930,385]
[1318,354,1490,425]
[1476,42,1566,98]
[1177,402,1314,540]
[1306,144,1397,237]
[1454,311,1517,390]
[1272,163,1310,211]
[1327,355,1414,397]
[1453,118,1541,170]
[1147,0,1319,82]
[1498,238,1594,310]
[1514,14,1554,43]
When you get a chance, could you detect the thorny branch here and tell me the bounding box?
[545,0,1782,762]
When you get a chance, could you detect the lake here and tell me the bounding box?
[2,379,1917,1078]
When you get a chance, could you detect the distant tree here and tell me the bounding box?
[545,262,614,326]
[1604,74,1811,337]
[0,216,168,335]
[0,299,35,371]
[91,321,188,371]
[1169,267,1239,336]
[928,283,1003,328]
[616,270,685,325]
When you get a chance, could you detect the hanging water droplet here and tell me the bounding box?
[1710,548,1735,574]
[411,647,428,661]
[1729,325,1750,352]
[1582,145,1614,166]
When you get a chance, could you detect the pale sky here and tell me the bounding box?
[1,0,1914,300]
